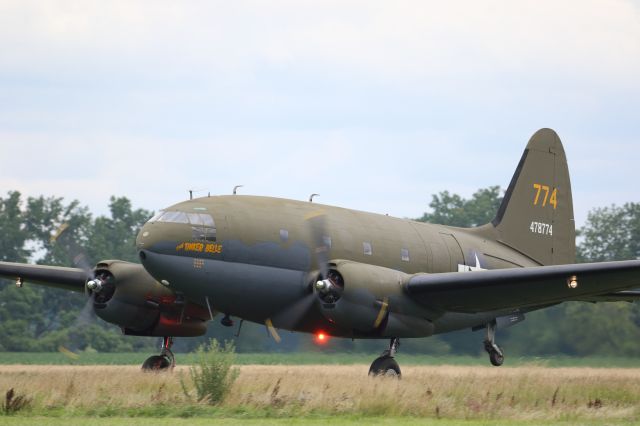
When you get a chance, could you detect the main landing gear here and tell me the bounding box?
[483,321,504,366]
[142,336,175,371]
[369,337,401,378]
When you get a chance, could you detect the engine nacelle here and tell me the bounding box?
[90,260,208,337]
[317,260,434,338]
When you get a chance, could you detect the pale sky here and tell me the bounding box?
[1,1,639,227]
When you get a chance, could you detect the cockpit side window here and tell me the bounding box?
[204,226,217,242]
[200,214,215,228]
[187,213,205,226]
[188,213,217,242]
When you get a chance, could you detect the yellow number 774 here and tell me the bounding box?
[533,184,557,209]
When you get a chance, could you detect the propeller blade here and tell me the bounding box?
[269,292,316,329]
[265,319,281,343]
[51,223,93,279]
[76,292,96,327]
[304,211,329,279]
[373,297,389,329]
[58,345,80,360]
[58,293,96,358]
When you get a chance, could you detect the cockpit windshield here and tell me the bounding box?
[156,211,189,224]
[150,210,217,241]
[148,211,165,222]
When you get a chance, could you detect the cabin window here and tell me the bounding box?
[323,236,332,249]
[401,248,410,262]
[280,229,289,242]
[363,242,372,256]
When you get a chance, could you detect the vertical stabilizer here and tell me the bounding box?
[492,129,575,265]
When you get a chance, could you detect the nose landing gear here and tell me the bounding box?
[221,314,234,327]
[368,338,401,377]
[142,336,175,371]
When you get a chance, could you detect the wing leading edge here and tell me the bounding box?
[0,261,87,292]
[405,260,640,313]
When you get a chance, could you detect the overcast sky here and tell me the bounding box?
[1,1,639,227]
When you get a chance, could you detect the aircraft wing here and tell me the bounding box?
[405,260,640,313]
[0,261,87,293]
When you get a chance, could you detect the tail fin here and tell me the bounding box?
[492,128,575,265]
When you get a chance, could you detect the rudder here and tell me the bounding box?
[492,128,575,265]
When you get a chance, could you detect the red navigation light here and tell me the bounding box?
[315,331,328,344]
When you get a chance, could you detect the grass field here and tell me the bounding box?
[1,352,640,368]
[0,364,638,423]
[1,417,636,426]
[4,417,635,426]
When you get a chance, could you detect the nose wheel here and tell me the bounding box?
[483,321,504,366]
[142,336,175,371]
[369,338,401,378]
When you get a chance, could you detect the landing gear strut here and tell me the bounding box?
[369,338,401,377]
[484,321,504,366]
[142,336,175,371]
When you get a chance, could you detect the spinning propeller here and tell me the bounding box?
[51,224,105,356]
[265,210,392,340]
[264,211,340,342]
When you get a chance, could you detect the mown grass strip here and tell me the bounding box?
[1,352,640,368]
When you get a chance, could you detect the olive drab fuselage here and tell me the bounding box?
[137,195,537,338]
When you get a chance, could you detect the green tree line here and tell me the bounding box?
[0,189,639,357]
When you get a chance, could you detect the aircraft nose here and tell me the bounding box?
[136,223,151,250]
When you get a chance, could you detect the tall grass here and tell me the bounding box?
[182,340,238,404]
[0,364,638,421]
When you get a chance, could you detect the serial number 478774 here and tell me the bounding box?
[530,221,553,236]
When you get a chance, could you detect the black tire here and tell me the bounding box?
[141,355,172,371]
[368,356,401,378]
[489,347,504,367]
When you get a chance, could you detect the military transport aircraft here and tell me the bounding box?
[1,128,639,376]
